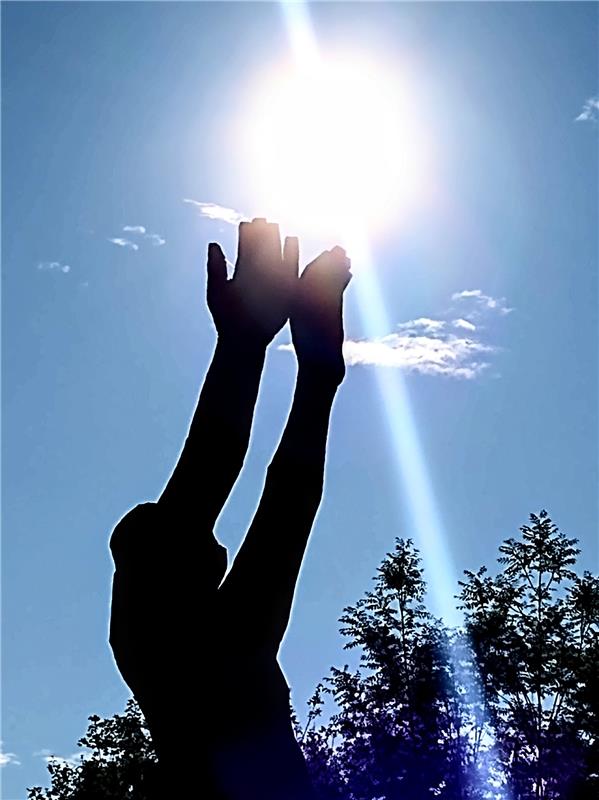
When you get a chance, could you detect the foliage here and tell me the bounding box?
[457,511,599,799]
[28,700,157,800]
[301,538,492,800]
[300,512,598,800]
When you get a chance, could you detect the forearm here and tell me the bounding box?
[220,369,339,649]
[159,337,266,524]
[269,368,338,487]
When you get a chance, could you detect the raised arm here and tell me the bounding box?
[158,219,299,534]
[218,246,351,652]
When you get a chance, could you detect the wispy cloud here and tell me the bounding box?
[344,334,493,378]
[37,261,71,273]
[108,237,139,251]
[0,744,20,767]
[575,96,599,123]
[279,289,510,379]
[452,318,476,332]
[110,225,166,249]
[397,317,446,334]
[451,289,513,319]
[279,333,492,379]
[183,199,245,226]
[144,233,166,246]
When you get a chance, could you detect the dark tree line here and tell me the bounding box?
[29,512,599,800]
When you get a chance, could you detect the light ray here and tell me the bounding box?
[349,234,460,624]
[278,4,510,796]
[280,0,458,628]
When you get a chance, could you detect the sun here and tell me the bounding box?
[237,53,435,241]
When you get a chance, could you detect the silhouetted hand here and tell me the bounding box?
[291,246,352,386]
[207,218,299,348]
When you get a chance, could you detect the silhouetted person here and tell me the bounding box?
[109,218,351,799]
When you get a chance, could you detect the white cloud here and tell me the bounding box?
[347,334,492,378]
[0,744,20,767]
[279,334,493,379]
[144,233,166,246]
[110,226,165,249]
[278,288,510,379]
[452,318,476,332]
[575,96,599,123]
[108,237,139,251]
[123,225,146,234]
[37,261,71,274]
[183,199,245,226]
[397,317,446,334]
[451,289,512,318]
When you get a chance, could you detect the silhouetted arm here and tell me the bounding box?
[219,247,351,652]
[158,337,266,528]
[219,367,338,651]
[158,221,298,533]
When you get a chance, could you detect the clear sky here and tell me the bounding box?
[2,2,597,797]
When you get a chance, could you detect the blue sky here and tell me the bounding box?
[2,2,597,796]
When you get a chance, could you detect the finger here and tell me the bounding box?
[264,221,282,266]
[330,245,351,268]
[329,245,351,276]
[331,245,347,258]
[251,220,280,272]
[237,218,269,277]
[207,242,227,294]
[283,236,299,279]
[235,220,252,268]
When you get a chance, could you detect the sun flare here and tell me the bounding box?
[238,53,435,241]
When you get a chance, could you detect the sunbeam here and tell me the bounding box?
[349,234,461,626]
[279,0,458,637]
[278,4,510,797]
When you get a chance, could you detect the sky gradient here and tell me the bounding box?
[2,3,598,797]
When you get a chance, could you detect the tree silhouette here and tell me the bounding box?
[458,511,599,799]
[302,514,598,799]
[28,700,157,800]
[30,512,598,800]
[301,539,491,800]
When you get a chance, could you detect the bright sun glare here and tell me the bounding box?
[239,53,435,240]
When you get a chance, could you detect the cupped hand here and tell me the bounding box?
[207,218,299,348]
[290,246,352,386]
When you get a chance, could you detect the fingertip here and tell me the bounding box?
[284,234,299,253]
[207,242,227,285]
[283,235,300,276]
[208,241,224,260]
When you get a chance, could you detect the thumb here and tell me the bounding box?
[207,242,227,294]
